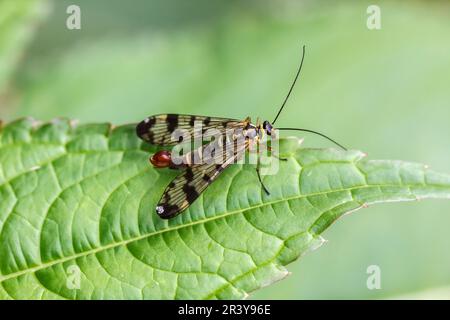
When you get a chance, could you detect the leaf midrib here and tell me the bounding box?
[0,181,441,284]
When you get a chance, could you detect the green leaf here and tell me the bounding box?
[0,118,449,300]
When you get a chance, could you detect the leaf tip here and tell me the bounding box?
[303,234,327,256]
[69,119,79,128]
[28,117,41,128]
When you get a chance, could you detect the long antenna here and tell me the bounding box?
[277,127,347,151]
[272,45,306,125]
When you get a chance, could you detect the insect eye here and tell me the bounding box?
[263,121,272,135]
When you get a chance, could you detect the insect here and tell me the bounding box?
[136,46,346,219]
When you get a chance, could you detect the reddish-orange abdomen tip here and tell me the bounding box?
[150,150,172,168]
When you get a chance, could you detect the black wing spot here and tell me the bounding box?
[136,119,153,139]
[203,117,211,126]
[189,116,196,127]
[202,174,211,182]
[166,114,178,133]
[183,184,199,204]
[156,204,180,219]
[185,168,194,181]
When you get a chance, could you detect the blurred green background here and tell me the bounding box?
[1,0,450,299]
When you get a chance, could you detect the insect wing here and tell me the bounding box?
[156,135,249,219]
[136,114,243,146]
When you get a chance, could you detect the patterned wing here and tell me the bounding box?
[155,135,249,219]
[136,114,244,146]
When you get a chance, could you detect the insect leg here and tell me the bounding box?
[256,156,270,195]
